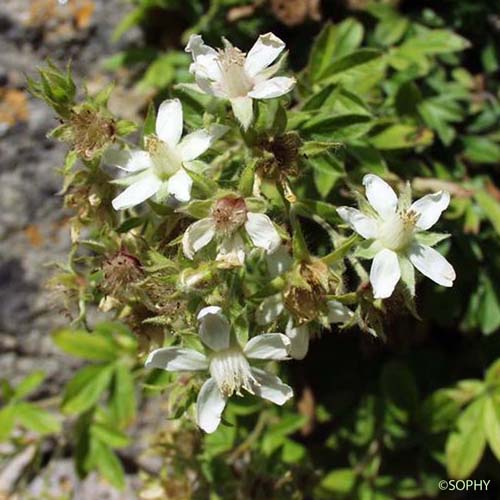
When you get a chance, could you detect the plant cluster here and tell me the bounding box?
[2,2,500,498]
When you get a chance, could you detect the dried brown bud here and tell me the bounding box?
[271,0,321,27]
[69,106,116,160]
[102,249,143,298]
[211,196,248,236]
[283,260,330,323]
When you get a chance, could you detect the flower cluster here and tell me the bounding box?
[103,34,456,433]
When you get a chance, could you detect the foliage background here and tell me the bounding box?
[1,0,500,498]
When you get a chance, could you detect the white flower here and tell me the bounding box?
[107,99,227,210]
[182,196,281,266]
[257,294,353,360]
[145,306,293,433]
[337,174,456,299]
[185,33,296,129]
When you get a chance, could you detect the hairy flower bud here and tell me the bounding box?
[257,132,302,180]
[102,250,143,298]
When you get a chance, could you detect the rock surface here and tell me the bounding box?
[0,1,158,498]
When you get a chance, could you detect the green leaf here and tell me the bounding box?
[62,364,114,415]
[446,397,486,479]
[91,423,130,448]
[14,371,46,400]
[93,438,126,490]
[348,142,388,175]
[319,49,382,82]
[53,329,118,362]
[320,469,356,495]
[281,438,306,464]
[308,152,345,198]
[483,395,500,461]
[110,363,137,427]
[463,136,500,164]
[419,389,460,433]
[261,414,308,456]
[369,124,433,149]
[475,190,500,236]
[16,402,61,434]
[302,114,373,142]
[0,405,16,442]
[486,359,500,386]
[309,19,364,82]
[203,424,236,457]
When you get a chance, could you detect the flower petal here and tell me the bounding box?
[244,333,290,360]
[248,77,296,99]
[250,367,293,405]
[196,377,227,433]
[408,242,456,287]
[410,191,450,231]
[197,306,231,351]
[327,301,354,323]
[285,320,309,360]
[244,33,286,78]
[167,168,192,202]
[266,245,293,278]
[182,218,216,259]
[112,174,161,210]
[156,98,183,147]
[370,248,401,299]
[245,212,281,253]
[104,149,153,172]
[145,347,208,371]
[255,294,284,325]
[337,207,377,239]
[185,34,222,82]
[230,97,253,130]
[178,124,229,161]
[216,233,246,267]
[363,174,398,219]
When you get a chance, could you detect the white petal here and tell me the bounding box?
[255,294,284,325]
[230,97,253,130]
[408,243,456,287]
[250,368,293,405]
[196,377,227,433]
[363,174,398,219]
[244,333,290,360]
[337,207,377,239]
[178,124,229,162]
[185,34,222,82]
[167,169,192,202]
[156,99,183,147]
[327,301,354,323]
[370,248,401,299]
[104,149,152,172]
[182,218,216,259]
[145,347,208,371]
[197,306,231,351]
[112,175,161,210]
[248,77,296,99]
[266,245,293,278]
[245,213,281,253]
[216,233,246,267]
[244,33,286,78]
[410,191,450,231]
[285,320,309,360]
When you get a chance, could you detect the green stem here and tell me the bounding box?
[321,234,360,266]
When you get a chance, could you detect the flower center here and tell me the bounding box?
[378,210,419,251]
[209,348,257,397]
[146,136,182,180]
[211,197,248,236]
[217,47,253,98]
